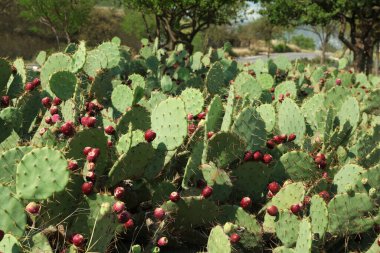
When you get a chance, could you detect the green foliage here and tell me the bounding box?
[290,34,315,50]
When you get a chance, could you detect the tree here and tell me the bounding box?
[255,0,380,74]
[124,0,248,52]
[18,0,96,48]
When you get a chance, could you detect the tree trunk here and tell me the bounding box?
[375,43,379,75]
[320,35,329,65]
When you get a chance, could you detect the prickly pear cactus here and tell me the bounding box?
[0,38,379,253]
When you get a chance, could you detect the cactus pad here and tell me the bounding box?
[234,72,262,100]
[205,95,223,133]
[180,88,204,116]
[0,58,12,94]
[310,195,328,237]
[200,163,232,201]
[278,98,306,145]
[111,85,133,113]
[98,41,121,69]
[49,70,77,100]
[83,49,107,77]
[257,104,276,132]
[294,219,312,253]
[275,81,297,100]
[0,234,22,253]
[0,146,32,187]
[116,129,145,155]
[221,85,235,131]
[257,73,274,89]
[274,210,300,247]
[279,151,317,181]
[40,53,72,94]
[117,106,151,134]
[333,164,366,194]
[337,97,360,130]
[207,225,231,253]
[71,41,86,72]
[206,62,225,94]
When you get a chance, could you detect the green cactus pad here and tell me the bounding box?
[30,233,53,253]
[278,98,306,145]
[257,73,274,89]
[83,49,107,77]
[117,106,151,134]
[275,81,297,100]
[111,85,133,113]
[160,75,173,92]
[333,164,366,194]
[116,129,145,155]
[0,107,22,130]
[221,85,235,131]
[279,151,318,181]
[232,107,266,150]
[151,97,187,150]
[180,88,204,116]
[206,62,225,94]
[232,162,273,202]
[206,132,246,168]
[218,205,262,235]
[40,53,72,94]
[200,163,232,201]
[362,89,380,113]
[327,193,375,234]
[0,130,20,153]
[207,225,231,253]
[325,86,350,112]
[0,58,12,94]
[36,51,47,66]
[257,104,276,132]
[129,74,146,90]
[337,97,360,130]
[148,91,168,111]
[337,72,353,87]
[273,247,295,253]
[49,70,77,100]
[66,128,108,174]
[234,72,262,100]
[71,41,86,72]
[366,235,380,253]
[190,52,203,71]
[98,41,121,69]
[16,89,44,134]
[0,185,26,237]
[205,95,223,133]
[294,219,312,253]
[182,141,204,189]
[91,69,113,104]
[359,164,380,190]
[274,210,300,247]
[108,143,154,186]
[0,146,32,187]
[310,195,328,237]
[151,181,176,205]
[0,234,22,253]
[161,196,218,227]
[301,94,326,132]
[273,56,292,71]
[16,147,69,200]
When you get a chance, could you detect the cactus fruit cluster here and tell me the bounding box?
[0,37,379,253]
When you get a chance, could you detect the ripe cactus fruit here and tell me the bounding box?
[201,186,213,198]
[188,123,196,135]
[290,204,301,215]
[267,205,278,216]
[240,197,252,209]
[83,146,92,156]
[113,201,125,213]
[154,208,165,220]
[0,96,10,107]
[169,191,181,202]
[32,77,41,87]
[197,111,206,120]
[45,116,52,124]
[41,97,51,108]
[25,202,41,215]
[72,234,84,247]
[229,233,241,243]
[266,140,275,149]
[243,151,253,162]
[49,106,58,115]
[52,97,62,106]
[82,182,93,195]
[157,237,168,247]
[273,135,283,144]
[25,82,35,91]
[51,114,61,123]
[253,150,263,161]
[85,171,96,182]
[117,211,130,223]
[124,219,134,229]
[319,191,330,202]
[86,148,100,162]
[60,121,75,136]
[207,131,214,139]
[336,78,342,85]
[187,113,194,120]
[114,187,125,199]
[104,125,115,135]
[287,133,296,142]
[67,160,78,171]
[144,129,156,142]
[262,154,273,164]
[268,182,281,194]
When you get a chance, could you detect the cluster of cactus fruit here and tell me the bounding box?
[0,36,380,253]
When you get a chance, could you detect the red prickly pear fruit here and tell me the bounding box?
[188,123,196,135]
[266,140,276,149]
[52,97,62,106]
[25,202,40,214]
[86,148,100,162]
[49,106,58,115]
[157,237,168,247]
[319,191,330,202]
[88,76,94,82]
[81,182,93,195]
[336,78,342,86]
[86,117,97,127]
[113,201,125,213]
[267,205,278,216]
[377,237,380,246]
[80,116,89,126]
[124,218,134,229]
[229,233,241,243]
[196,179,206,189]
[45,116,52,124]
[144,129,156,142]
[318,160,327,169]
[0,230,4,241]
[322,172,328,179]
[253,151,263,161]
[87,162,96,171]
[287,133,296,142]
[83,147,92,156]
[201,186,213,198]
[290,204,301,215]
[72,234,84,247]
[314,153,326,163]
[243,151,253,162]
[32,78,40,87]
[187,114,194,121]
[104,125,115,135]
[51,114,61,123]
[267,190,274,198]
[270,87,275,93]
[154,208,165,220]
[279,134,287,142]
[60,121,75,136]
[41,97,51,108]
[303,196,311,205]
[169,191,180,202]
[278,94,285,103]
[207,131,214,139]
[1,96,10,107]
[68,160,78,171]
[114,187,125,199]
[273,135,283,144]
[107,140,113,147]
[117,210,130,223]
[197,112,206,120]
[39,128,47,136]
[268,182,281,194]
[91,148,100,157]
[25,82,35,91]
[240,197,252,209]
[271,95,275,101]
[285,92,290,97]
[262,154,273,164]
[86,171,96,182]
